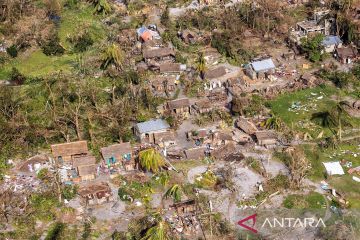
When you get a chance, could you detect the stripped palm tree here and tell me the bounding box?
[101,43,124,70]
[332,101,352,141]
[196,53,206,79]
[261,115,283,131]
[311,101,352,141]
[141,212,170,240]
[138,148,166,173]
[163,184,182,203]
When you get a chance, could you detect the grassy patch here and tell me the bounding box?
[0,50,76,78]
[302,143,360,208]
[283,192,326,209]
[268,85,337,137]
[59,4,106,49]
[0,3,106,79]
[172,159,204,172]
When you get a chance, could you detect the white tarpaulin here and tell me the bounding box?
[323,161,345,175]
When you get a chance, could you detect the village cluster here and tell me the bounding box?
[1,0,360,238]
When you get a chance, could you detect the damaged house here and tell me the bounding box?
[154,131,176,147]
[192,98,212,114]
[137,26,160,42]
[289,9,335,45]
[246,58,276,80]
[170,199,197,216]
[180,30,198,44]
[211,142,236,160]
[255,131,278,146]
[335,47,358,64]
[101,142,134,171]
[17,154,50,174]
[159,63,187,75]
[51,140,89,164]
[322,35,342,53]
[204,66,227,89]
[184,147,206,160]
[166,98,191,116]
[150,75,177,95]
[202,47,222,66]
[211,131,235,146]
[143,47,175,62]
[78,182,114,205]
[72,155,97,182]
[186,129,209,142]
[207,89,228,102]
[134,119,171,144]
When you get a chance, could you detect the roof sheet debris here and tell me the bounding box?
[323,161,345,175]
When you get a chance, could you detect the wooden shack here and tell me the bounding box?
[51,141,88,163]
[73,155,97,181]
[101,142,134,171]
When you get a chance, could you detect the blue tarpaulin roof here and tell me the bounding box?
[322,35,342,46]
[137,26,148,36]
[251,58,275,72]
[136,119,170,134]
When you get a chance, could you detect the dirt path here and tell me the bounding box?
[187,165,208,183]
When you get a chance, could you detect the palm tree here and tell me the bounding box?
[332,101,352,141]
[138,148,166,173]
[141,213,170,240]
[153,171,170,187]
[311,111,336,133]
[163,184,182,203]
[311,101,352,141]
[196,170,218,189]
[261,115,282,130]
[101,43,124,70]
[196,53,206,79]
[87,0,111,16]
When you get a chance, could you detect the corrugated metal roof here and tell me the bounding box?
[251,58,275,72]
[136,119,170,134]
[322,35,342,46]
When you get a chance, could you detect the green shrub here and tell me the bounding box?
[9,67,26,85]
[175,52,187,64]
[41,33,65,56]
[72,32,93,53]
[81,222,91,240]
[45,222,65,240]
[283,192,326,209]
[62,185,78,200]
[6,45,18,58]
[195,170,218,189]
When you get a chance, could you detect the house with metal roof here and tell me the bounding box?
[322,35,342,53]
[134,119,171,144]
[245,58,276,80]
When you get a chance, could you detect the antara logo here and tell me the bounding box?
[238,214,326,234]
[237,214,258,234]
